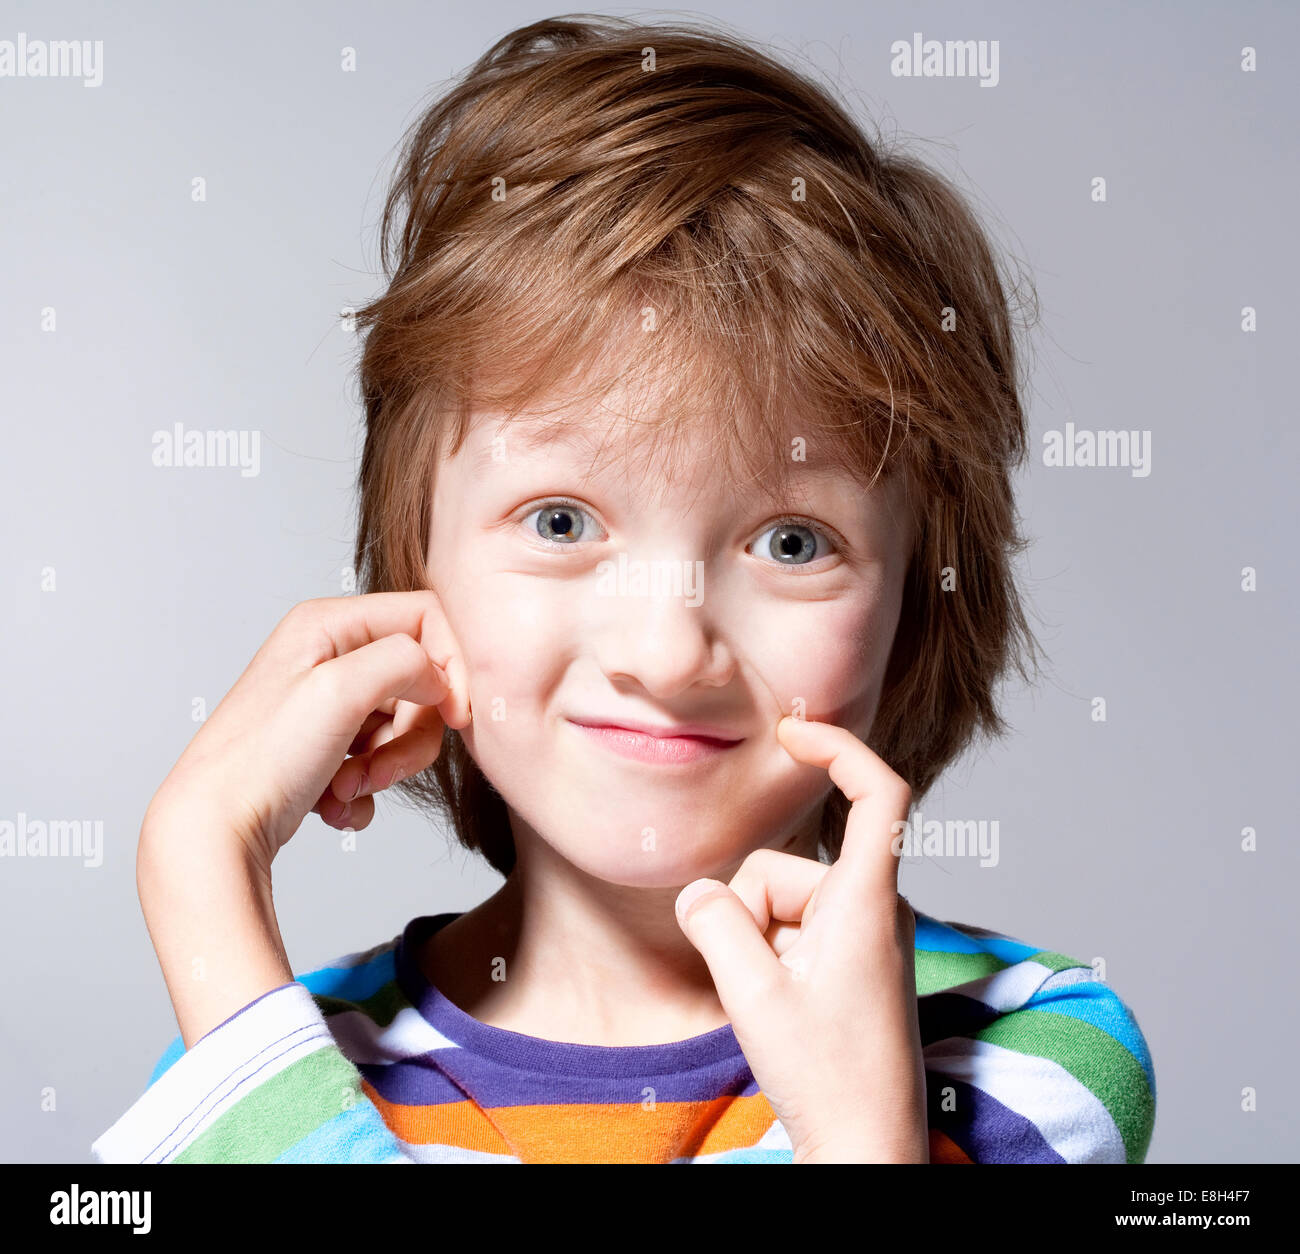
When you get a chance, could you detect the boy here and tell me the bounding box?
[92,15,1155,1164]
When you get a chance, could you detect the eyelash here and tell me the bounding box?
[519,500,843,567]
[521,498,606,546]
[753,515,842,567]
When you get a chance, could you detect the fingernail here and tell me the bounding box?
[676,878,719,919]
[353,770,370,798]
[346,774,363,801]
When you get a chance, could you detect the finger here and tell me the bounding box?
[284,593,471,730]
[727,848,829,954]
[350,695,418,759]
[335,699,433,800]
[344,794,376,830]
[292,633,451,749]
[313,789,376,831]
[386,695,435,744]
[357,704,446,796]
[675,880,787,1011]
[313,787,346,825]
[347,708,395,756]
[775,717,911,903]
[332,703,446,802]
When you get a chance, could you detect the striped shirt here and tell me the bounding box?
[91,909,1156,1164]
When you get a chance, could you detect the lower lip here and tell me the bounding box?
[569,722,742,765]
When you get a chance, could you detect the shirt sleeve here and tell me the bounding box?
[922,964,1157,1164]
[91,981,415,1163]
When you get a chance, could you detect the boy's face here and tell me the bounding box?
[426,392,914,887]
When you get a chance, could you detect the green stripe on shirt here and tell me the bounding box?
[175,1047,364,1164]
[914,949,1007,996]
[976,1008,1155,1163]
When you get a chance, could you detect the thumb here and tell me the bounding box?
[675,879,787,1013]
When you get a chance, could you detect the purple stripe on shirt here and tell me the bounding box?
[359,1049,760,1109]
[918,991,1004,1045]
[927,1076,1065,1164]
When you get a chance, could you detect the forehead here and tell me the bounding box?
[459,407,876,506]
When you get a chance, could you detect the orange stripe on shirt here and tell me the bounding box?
[928,1128,974,1163]
[365,1080,780,1162]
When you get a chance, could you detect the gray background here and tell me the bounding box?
[2,0,1295,1164]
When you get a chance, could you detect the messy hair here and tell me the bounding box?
[350,13,1041,877]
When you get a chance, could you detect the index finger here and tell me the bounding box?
[288,592,471,728]
[775,716,911,902]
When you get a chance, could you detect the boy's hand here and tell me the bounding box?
[137,591,471,1048]
[674,716,928,1163]
[142,591,471,876]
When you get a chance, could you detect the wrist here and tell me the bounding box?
[794,1140,929,1164]
[138,792,276,886]
[792,1121,930,1164]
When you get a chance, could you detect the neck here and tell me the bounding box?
[421,807,823,1047]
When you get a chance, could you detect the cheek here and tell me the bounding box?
[741,592,900,732]
[451,578,569,731]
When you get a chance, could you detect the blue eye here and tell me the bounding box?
[752,519,833,566]
[524,499,602,544]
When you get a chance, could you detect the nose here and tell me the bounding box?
[587,561,735,698]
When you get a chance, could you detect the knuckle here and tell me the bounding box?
[743,964,789,1007]
[281,598,323,631]
[727,854,765,898]
[305,661,348,709]
[276,599,332,653]
[373,756,404,788]
[388,630,429,669]
[887,774,912,811]
[737,847,783,878]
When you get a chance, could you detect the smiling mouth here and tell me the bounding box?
[566,720,743,766]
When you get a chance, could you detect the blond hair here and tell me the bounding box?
[350,14,1041,876]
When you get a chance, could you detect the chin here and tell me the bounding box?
[536,816,758,889]
[559,848,738,890]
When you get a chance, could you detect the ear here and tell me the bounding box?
[417,584,473,730]
[439,648,473,731]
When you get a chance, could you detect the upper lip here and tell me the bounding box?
[568,716,744,743]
